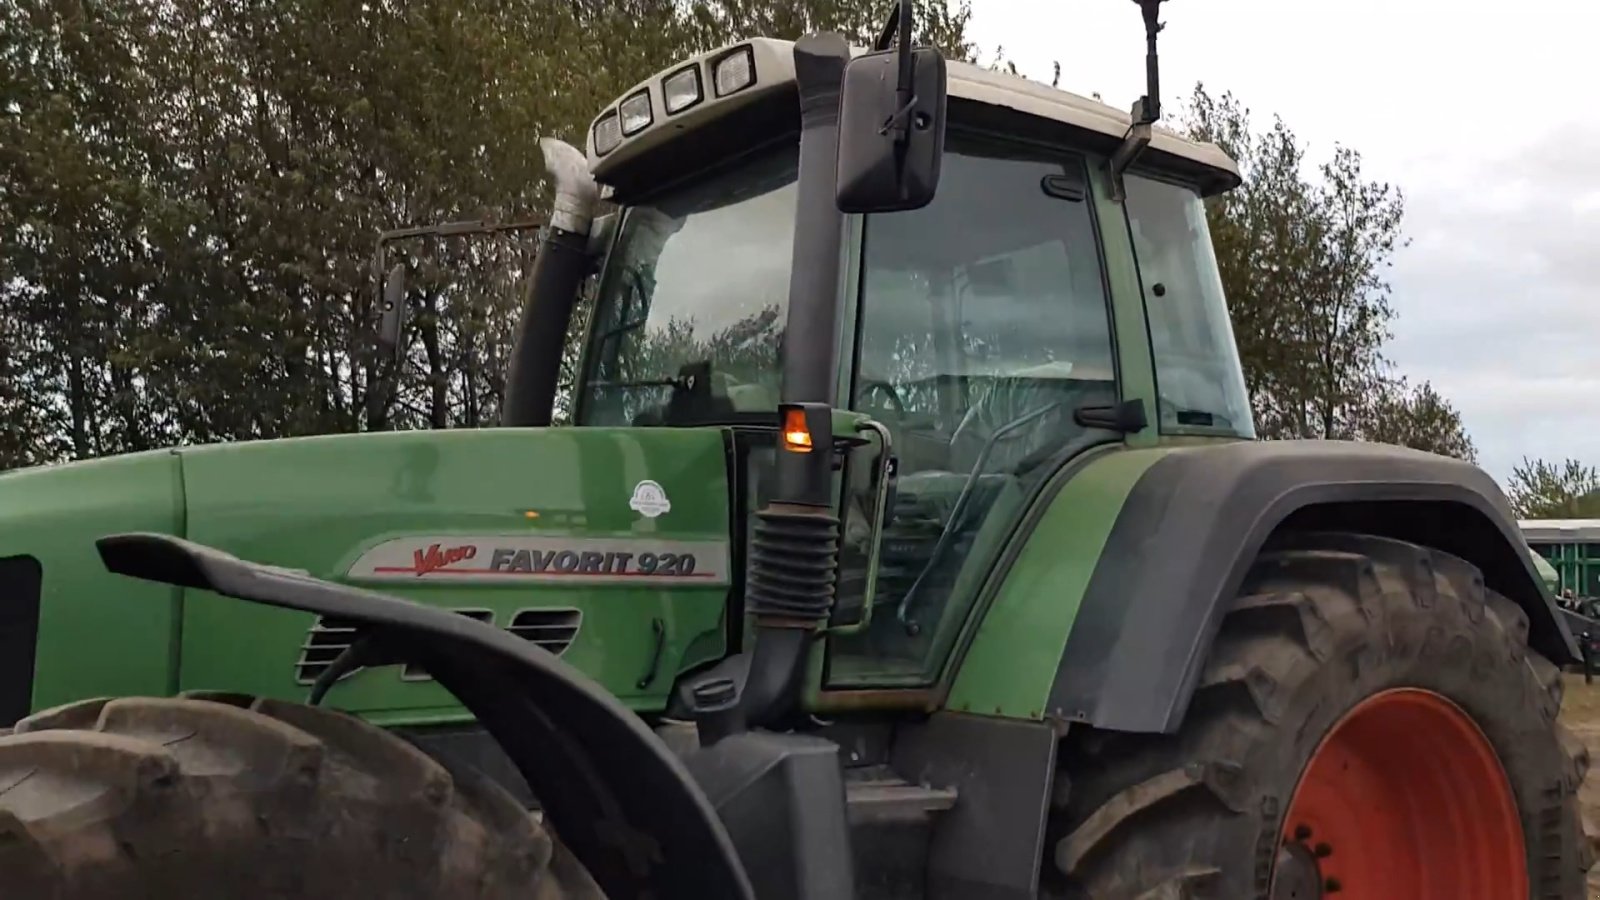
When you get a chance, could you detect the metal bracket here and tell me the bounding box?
[829,419,894,637]
[1106,118,1152,203]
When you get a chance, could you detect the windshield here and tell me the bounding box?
[577,146,798,426]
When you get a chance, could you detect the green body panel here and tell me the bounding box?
[9,428,732,720]
[945,447,1173,718]
[0,451,187,708]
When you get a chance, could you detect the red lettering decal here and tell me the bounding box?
[412,543,476,575]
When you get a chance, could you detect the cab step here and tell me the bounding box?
[845,772,958,824]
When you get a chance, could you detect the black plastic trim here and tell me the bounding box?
[891,712,1057,899]
[1047,440,1578,735]
[0,555,42,728]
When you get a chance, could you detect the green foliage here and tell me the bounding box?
[1507,458,1600,520]
[1180,85,1474,460]
[0,0,975,468]
[1357,378,1476,463]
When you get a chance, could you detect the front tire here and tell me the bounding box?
[0,693,604,899]
[1049,532,1595,899]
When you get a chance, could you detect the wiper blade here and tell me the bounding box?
[587,377,687,391]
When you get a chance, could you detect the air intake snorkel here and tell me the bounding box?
[734,31,853,729]
[682,1,948,737]
[502,138,601,427]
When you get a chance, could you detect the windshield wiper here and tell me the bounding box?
[587,376,688,392]
[593,271,654,346]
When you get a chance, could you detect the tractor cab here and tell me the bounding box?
[538,31,1250,698]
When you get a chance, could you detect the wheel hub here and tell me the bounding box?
[1272,827,1330,898]
[1277,688,1526,900]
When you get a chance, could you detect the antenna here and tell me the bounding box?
[1108,0,1168,199]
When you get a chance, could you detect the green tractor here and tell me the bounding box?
[1,4,1592,898]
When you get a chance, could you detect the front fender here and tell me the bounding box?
[95,532,753,900]
[954,440,1576,735]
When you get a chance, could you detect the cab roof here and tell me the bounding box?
[586,37,1241,197]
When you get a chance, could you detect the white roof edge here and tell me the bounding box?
[944,59,1240,182]
[588,37,1239,187]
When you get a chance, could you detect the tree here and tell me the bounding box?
[0,0,978,469]
[1357,378,1476,462]
[1506,458,1600,519]
[1180,85,1474,460]
[686,1,975,59]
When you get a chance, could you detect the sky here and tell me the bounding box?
[969,0,1600,485]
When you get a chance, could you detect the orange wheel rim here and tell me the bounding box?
[1277,688,1526,899]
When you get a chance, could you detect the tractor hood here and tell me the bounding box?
[0,427,735,725]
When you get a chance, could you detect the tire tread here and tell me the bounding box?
[1049,531,1591,899]
[0,694,603,900]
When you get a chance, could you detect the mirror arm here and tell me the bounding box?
[1107,120,1153,202]
[1136,0,1166,125]
[894,1,915,138]
[870,1,920,146]
[1109,0,1167,201]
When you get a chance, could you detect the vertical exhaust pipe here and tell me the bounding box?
[502,138,601,427]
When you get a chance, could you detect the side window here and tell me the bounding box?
[851,147,1116,475]
[1123,175,1255,437]
[829,142,1116,687]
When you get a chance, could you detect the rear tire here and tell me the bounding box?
[0,693,605,899]
[1049,532,1596,899]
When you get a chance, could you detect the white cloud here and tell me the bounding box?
[969,0,1600,482]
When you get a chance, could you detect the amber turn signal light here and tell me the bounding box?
[782,407,814,452]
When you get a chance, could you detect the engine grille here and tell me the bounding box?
[400,609,493,680]
[294,607,580,685]
[294,615,363,686]
[507,608,582,656]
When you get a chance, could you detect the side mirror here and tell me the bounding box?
[377,262,406,362]
[835,10,947,214]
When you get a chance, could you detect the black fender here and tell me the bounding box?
[94,532,754,900]
[1048,440,1579,735]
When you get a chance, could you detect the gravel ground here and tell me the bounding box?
[1560,673,1600,898]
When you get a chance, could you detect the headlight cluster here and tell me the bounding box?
[592,44,758,157]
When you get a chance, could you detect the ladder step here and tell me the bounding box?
[845,778,958,824]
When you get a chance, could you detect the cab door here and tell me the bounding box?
[820,135,1124,695]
